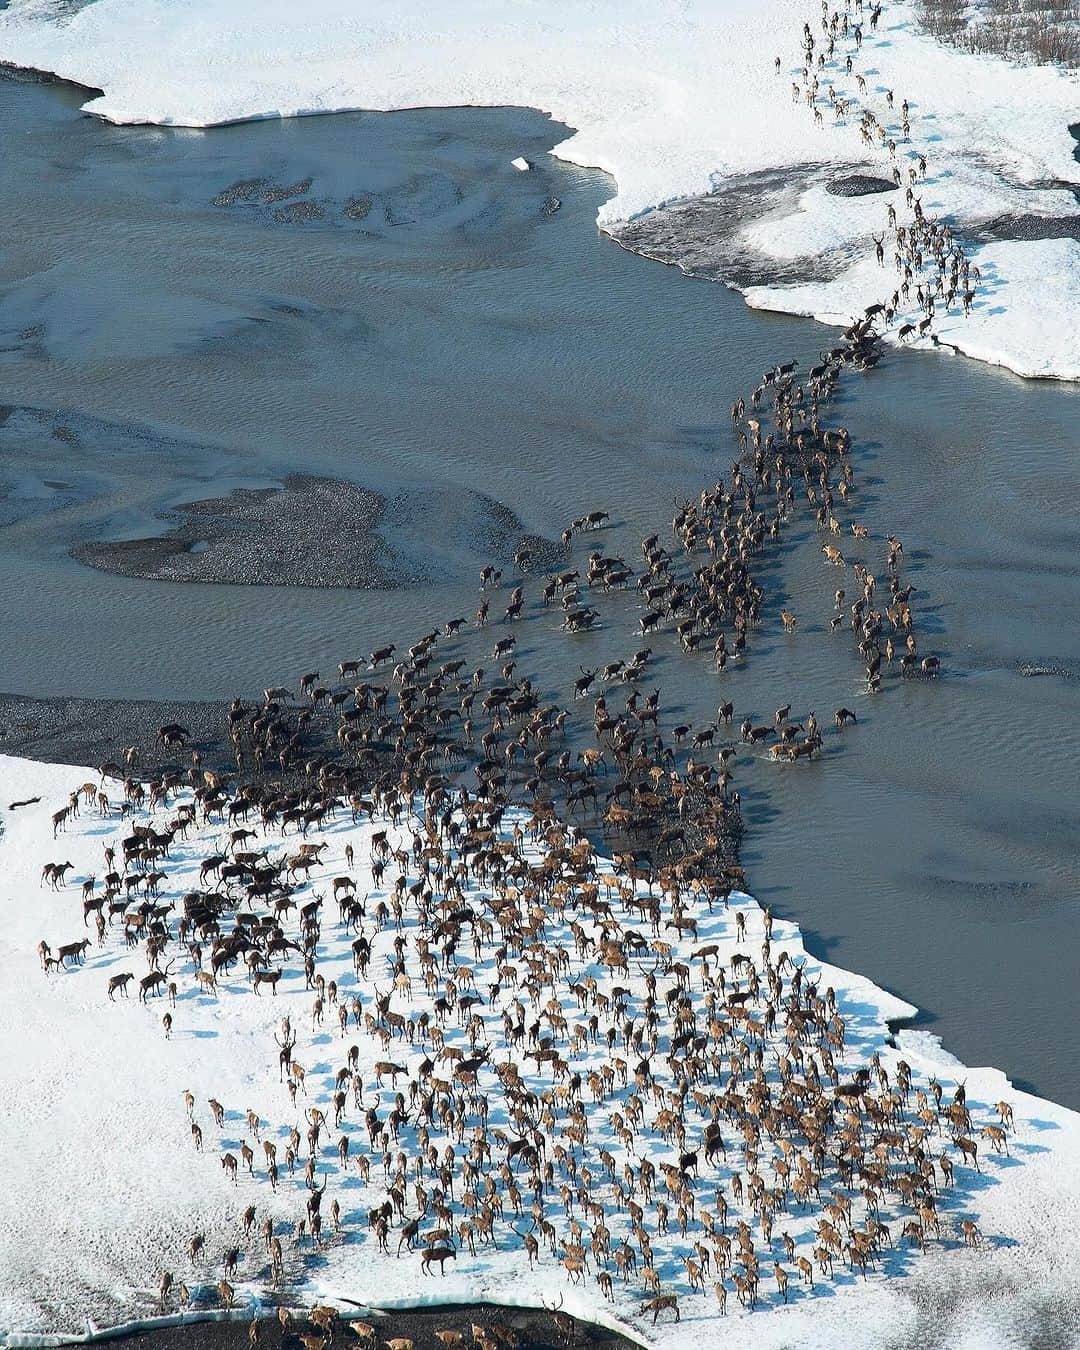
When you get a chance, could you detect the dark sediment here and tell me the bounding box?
[212,178,271,207]
[72,476,398,588]
[213,178,317,210]
[607,163,856,290]
[211,168,475,232]
[0,409,562,593]
[0,56,104,98]
[70,475,562,590]
[971,212,1080,242]
[263,178,314,204]
[827,174,897,197]
[0,693,232,777]
[272,201,327,225]
[609,161,1080,314]
[93,1304,635,1350]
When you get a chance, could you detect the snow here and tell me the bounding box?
[744,237,1080,380]
[2,752,1079,1348]
[0,0,1076,379]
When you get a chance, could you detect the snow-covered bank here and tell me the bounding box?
[743,236,1080,381]
[0,0,1077,379]
[2,753,1079,1349]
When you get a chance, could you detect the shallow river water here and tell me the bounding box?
[1,66,1078,1108]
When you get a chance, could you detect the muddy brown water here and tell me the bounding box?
[0,66,1078,1121]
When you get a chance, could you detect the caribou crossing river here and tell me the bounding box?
[1,65,1079,1115]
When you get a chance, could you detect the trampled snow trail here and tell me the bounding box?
[2,754,1079,1349]
[0,0,1076,378]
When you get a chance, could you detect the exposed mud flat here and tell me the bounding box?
[827,174,898,197]
[71,476,400,589]
[0,404,257,533]
[972,212,1080,242]
[71,474,562,589]
[0,692,230,776]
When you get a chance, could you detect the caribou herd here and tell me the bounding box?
[32,758,1008,1342]
[17,1,996,1344]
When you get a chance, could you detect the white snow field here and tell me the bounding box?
[1,752,1079,1348]
[0,0,1077,379]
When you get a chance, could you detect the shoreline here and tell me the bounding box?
[0,56,104,101]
